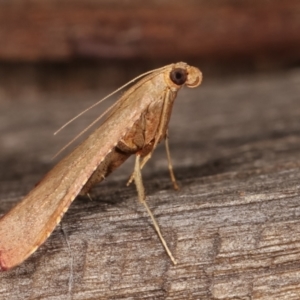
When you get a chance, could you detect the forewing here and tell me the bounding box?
[0,68,171,270]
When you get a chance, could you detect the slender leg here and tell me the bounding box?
[133,155,177,265]
[133,155,145,201]
[126,153,152,186]
[128,133,179,190]
[165,132,179,190]
[126,172,134,186]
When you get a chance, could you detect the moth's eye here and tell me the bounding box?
[170,68,188,85]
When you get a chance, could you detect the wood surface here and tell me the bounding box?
[0,0,299,66]
[1,68,300,299]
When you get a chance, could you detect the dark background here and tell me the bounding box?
[0,0,299,99]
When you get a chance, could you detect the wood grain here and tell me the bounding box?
[1,69,300,299]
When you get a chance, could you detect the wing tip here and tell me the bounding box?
[0,256,10,271]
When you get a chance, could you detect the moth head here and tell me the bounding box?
[169,64,202,89]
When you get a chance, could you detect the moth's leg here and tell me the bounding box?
[133,154,177,265]
[133,154,145,201]
[165,130,179,190]
[140,152,152,169]
[87,193,93,201]
[127,133,179,191]
[128,89,171,187]
[126,152,152,186]
[127,93,168,186]
[128,88,173,187]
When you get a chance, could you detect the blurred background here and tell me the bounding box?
[1,0,300,181]
[0,0,299,100]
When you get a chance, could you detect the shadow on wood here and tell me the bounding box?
[1,69,300,299]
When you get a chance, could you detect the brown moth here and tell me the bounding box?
[0,62,202,271]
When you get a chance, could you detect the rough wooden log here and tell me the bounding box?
[1,69,300,299]
[0,0,299,65]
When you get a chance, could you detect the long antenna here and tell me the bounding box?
[54,65,167,135]
[52,65,169,158]
[52,100,120,159]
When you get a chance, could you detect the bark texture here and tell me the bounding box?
[1,69,300,299]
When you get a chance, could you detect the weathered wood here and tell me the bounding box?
[0,0,299,65]
[1,69,300,299]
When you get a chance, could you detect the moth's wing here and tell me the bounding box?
[0,69,171,270]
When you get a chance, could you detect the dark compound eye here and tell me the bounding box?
[170,68,187,85]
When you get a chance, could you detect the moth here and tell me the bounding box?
[0,62,202,271]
